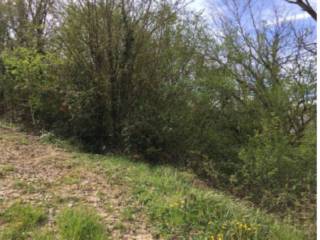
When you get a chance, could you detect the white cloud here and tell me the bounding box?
[266,12,311,26]
[188,0,210,16]
[189,0,205,12]
[282,12,311,22]
[189,0,314,27]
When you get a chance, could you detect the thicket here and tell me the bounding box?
[0,0,316,229]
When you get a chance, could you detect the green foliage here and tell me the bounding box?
[239,117,295,189]
[0,0,315,235]
[0,47,64,128]
[0,203,46,240]
[57,207,108,240]
[237,117,316,214]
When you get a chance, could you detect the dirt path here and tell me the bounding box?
[0,126,153,239]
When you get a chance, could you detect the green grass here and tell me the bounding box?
[0,203,108,240]
[31,229,55,240]
[0,164,15,178]
[77,153,311,240]
[57,207,109,240]
[0,120,18,130]
[39,131,83,152]
[60,171,82,185]
[0,126,312,239]
[0,203,47,240]
[13,180,37,194]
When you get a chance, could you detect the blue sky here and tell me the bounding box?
[188,0,316,54]
[189,0,317,23]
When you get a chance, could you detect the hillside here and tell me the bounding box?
[0,123,311,240]
[0,1,316,239]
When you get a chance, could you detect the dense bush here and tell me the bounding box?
[237,117,316,210]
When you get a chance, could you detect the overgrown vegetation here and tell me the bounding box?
[0,0,316,236]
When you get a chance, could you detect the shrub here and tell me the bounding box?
[237,116,316,212]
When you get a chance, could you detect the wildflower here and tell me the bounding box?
[217,233,223,240]
[221,223,227,229]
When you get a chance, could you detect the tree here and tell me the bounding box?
[285,0,317,21]
[208,0,316,143]
[202,0,316,218]
[56,0,205,152]
[0,0,54,52]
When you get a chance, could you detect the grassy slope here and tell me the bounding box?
[75,153,310,240]
[0,122,312,239]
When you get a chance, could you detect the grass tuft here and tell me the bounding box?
[57,206,108,240]
[0,202,46,240]
[0,164,15,178]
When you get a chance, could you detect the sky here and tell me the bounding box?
[188,0,316,56]
[189,0,317,24]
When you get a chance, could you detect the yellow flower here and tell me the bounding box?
[217,233,223,240]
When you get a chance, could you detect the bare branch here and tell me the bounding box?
[285,0,316,21]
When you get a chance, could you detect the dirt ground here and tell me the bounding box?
[0,126,153,239]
